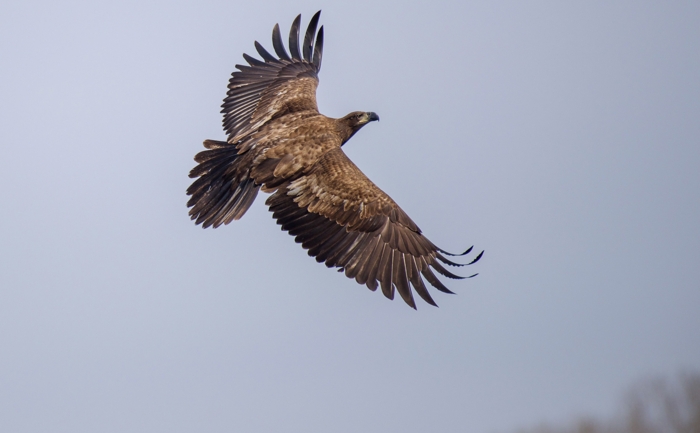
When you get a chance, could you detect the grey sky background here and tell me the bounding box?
[1,1,698,432]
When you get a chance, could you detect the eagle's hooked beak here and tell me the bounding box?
[368,112,380,122]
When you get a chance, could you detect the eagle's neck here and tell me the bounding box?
[335,118,364,146]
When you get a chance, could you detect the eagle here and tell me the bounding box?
[187,11,483,309]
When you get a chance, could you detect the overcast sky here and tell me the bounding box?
[1,1,699,432]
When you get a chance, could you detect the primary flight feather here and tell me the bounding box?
[187,11,483,308]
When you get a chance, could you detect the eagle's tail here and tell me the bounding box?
[186,139,260,228]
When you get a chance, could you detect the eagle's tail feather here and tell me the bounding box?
[187,140,260,228]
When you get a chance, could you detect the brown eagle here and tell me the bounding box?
[187,11,483,308]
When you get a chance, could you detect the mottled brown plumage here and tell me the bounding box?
[187,11,483,308]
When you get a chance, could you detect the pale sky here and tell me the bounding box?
[1,1,699,432]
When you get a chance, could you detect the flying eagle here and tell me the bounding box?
[187,11,483,308]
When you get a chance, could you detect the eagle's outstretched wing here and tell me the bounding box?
[223,12,324,143]
[267,148,483,309]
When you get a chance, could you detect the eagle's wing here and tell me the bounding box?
[266,148,483,309]
[223,12,324,143]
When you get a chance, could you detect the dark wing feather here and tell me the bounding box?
[288,15,302,60]
[312,26,324,69]
[222,12,324,142]
[272,24,292,61]
[254,41,279,63]
[303,11,321,62]
[266,148,482,309]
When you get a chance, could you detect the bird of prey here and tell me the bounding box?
[187,11,483,308]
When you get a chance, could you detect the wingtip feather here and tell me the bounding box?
[467,250,484,265]
[289,14,302,60]
[312,26,324,70]
[271,24,292,61]
[303,11,321,62]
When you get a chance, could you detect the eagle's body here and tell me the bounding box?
[187,11,482,308]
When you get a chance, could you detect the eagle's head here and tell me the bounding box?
[343,111,380,128]
[338,111,380,144]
